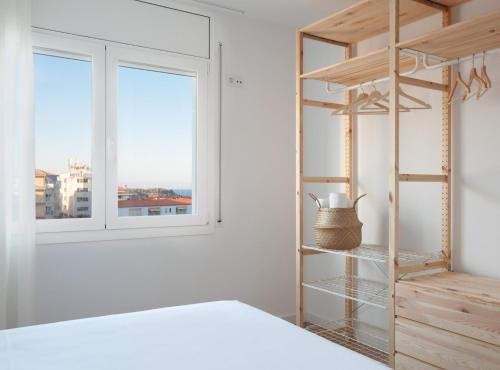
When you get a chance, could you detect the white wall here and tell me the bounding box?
[304,0,500,325]
[33,1,296,323]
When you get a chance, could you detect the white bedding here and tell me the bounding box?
[0,301,387,370]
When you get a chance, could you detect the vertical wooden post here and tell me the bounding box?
[344,44,355,322]
[388,0,400,367]
[296,30,305,327]
[441,8,452,271]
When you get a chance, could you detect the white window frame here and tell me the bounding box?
[32,30,214,243]
[33,32,106,233]
[105,45,209,229]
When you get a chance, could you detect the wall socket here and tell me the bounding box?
[227,74,244,87]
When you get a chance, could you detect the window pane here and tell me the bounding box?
[34,53,92,219]
[117,66,194,217]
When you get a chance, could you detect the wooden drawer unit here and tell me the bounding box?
[396,317,500,370]
[396,272,500,346]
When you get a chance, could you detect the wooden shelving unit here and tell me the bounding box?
[300,0,470,44]
[296,0,500,368]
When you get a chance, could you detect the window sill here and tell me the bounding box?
[36,222,215,245]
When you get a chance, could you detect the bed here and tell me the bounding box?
[0,301,387,369]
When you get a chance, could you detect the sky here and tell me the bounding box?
[34,53,195,190]
[34,53,92,174]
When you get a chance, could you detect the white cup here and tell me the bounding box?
[329,192,349,208]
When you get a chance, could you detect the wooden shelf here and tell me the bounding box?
[300,48,417,86]
[300,0,470,45]
[399,10,500,59]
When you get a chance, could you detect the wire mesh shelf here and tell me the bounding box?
[303,275,388,309]
[302,244,443,267]
[306,318,389,365]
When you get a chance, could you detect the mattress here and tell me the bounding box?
[0,301,387,370]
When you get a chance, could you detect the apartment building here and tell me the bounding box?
[59,162,92,218]
[35,169,47,218]
[35,169,60,219]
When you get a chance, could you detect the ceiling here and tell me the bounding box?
[189,0,356,28]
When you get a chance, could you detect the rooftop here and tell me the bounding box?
[35,169,56,177]
[118,197,192,208]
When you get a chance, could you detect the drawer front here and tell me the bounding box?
[396,282,500,346]
[396,318,500,370]
[395,353,440,370]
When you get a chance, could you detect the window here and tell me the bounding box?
[148,207,161,216]
[34,32,211,240]
[105,45,208,230]
[34,32,105,233]
[116,66,194,218]
[34,54,92,221]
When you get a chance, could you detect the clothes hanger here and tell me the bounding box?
[398,86,431,110]
[331,95,367,115]
[463,54,488,102]
[332,85,370,115]
[332,83,425,115]
[448,58,471,104]
[360,82,411,113]
[359,82,389,112]
[362,91,413,113]
[332,90,368,115]
[333,84,396,115]
[477,51,492,99]
[481,53,492,88]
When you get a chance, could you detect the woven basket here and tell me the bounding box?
[314,195,365,250]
